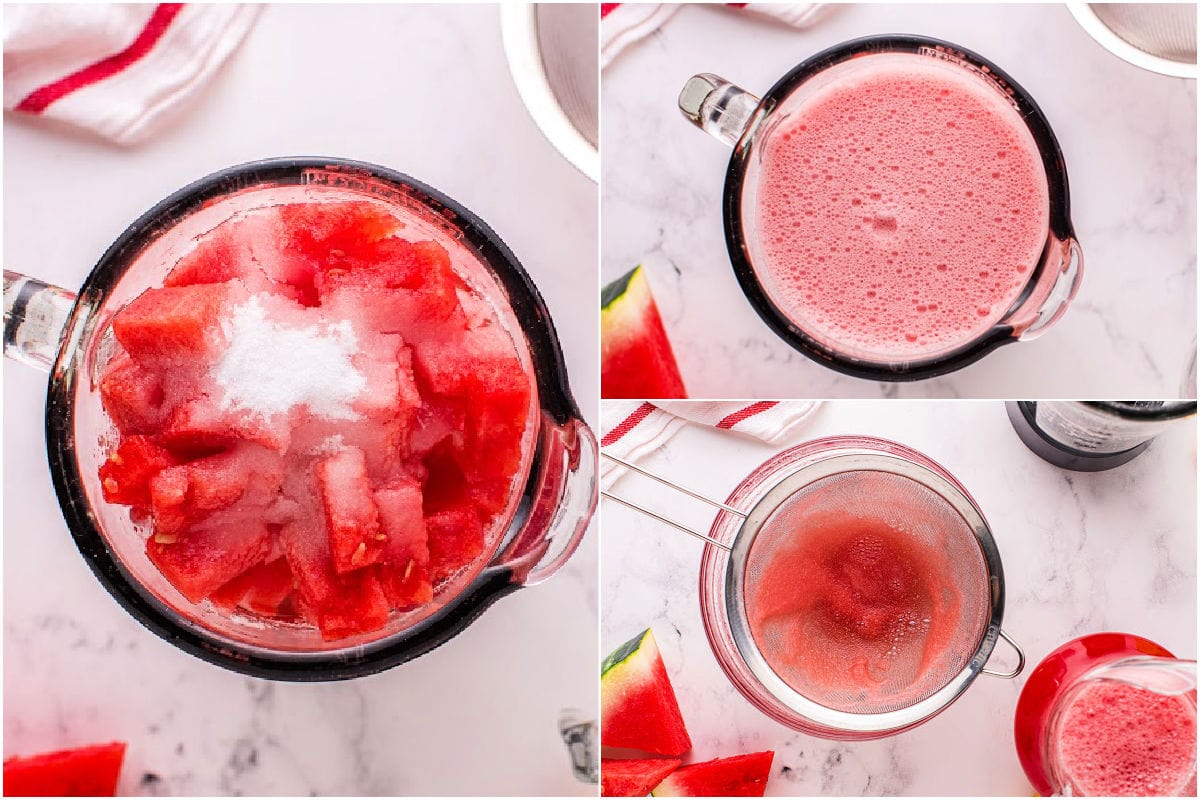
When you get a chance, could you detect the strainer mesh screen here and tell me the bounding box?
[1091,3,1197,63]
[743,470,990,714]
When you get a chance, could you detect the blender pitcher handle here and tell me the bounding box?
[4,270,77,372]
[496,416,599,586]
[1009,238,1084,340]
[981,628,1026,679]
[679,74,763,147]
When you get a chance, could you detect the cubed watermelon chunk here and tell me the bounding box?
[165,217,256,288]
[239,557,295,614]
[210,557,294,615]
[208,562,259,612]
[374,477,432,610]
[147,515,273,602]
[601,758,683,798]
[408,398,466,458]
[149,445,283,534]
[466,382,529,483]
[112,282,236,366]
[147,467,191,533]
[412,322,531,488]
[99,436,179,508]
[165,209,316,304]
[602,265,687,399]
[311,235,460,320]
[425,504,485,584]
[348,334,421,421]
[316,447,384,574]
[314,237,425,294]
[471,477,516,517]
[279,518,390,640]
[159,396,291,456]
[601,628,692,757]
[3,742,126,797]
[99,352,166,434]
[411,323,518,399]
[281,200,401,261]
[414,323,529,423]
[651,752,774,797]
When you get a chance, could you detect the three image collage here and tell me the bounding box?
[2,2,1196,797]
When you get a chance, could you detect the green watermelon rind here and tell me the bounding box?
[599,264,688,399]
[602,628,651,678]
[601,265,642,311]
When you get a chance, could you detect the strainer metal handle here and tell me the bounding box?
[600,452,744,553]
[980,629,1026,679]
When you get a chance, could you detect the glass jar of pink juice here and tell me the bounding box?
[1014,632,1197,796]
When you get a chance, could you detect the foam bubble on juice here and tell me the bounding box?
[1057,681,1197,796]
[754,52,1051,360]
[214,294,366,421]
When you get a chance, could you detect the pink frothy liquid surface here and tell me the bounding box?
[744,475,988,713]
[1055,680,1197,796]
[753,52,1051,361]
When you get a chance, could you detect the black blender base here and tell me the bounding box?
[1006,402,1151,472]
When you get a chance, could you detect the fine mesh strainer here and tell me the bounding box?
[603,436,1025,739]
[1069,3,1197,78]
[501,3,599,181]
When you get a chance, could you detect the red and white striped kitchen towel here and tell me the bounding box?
[4,3,259,143]
[601,3,826,69]
[601,400,820,488]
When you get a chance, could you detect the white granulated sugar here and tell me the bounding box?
[215,295,365,420]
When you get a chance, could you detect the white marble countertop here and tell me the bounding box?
[600,400,1197,795]
[4,5,597,796]
[602,3,1197,399]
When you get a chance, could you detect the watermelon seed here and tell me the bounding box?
[103,478,120,494]
[153,533,178,545]
[108,453,124,465]
[374,534,388,541]
[350,542,369,567]
[403,560,415,580]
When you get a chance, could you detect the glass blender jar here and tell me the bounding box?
[1006,401,1197,471]
[4,157,597,680]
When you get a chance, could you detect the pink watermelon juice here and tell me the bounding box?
[745,510,969,707]
[96,200,534,641]
[1053,680,1197,796]
[754,52,1050,360]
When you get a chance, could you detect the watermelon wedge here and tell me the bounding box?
[652,751,775,797]
[3,741,126,797]
[602,758,682,798]
[601,266,687,399]
[602,628,692,756]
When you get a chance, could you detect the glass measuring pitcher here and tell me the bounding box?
[4,157,597,680]
[1006,401,1197,470]
[679,35,1082,381]
[1015,632,1197,796]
